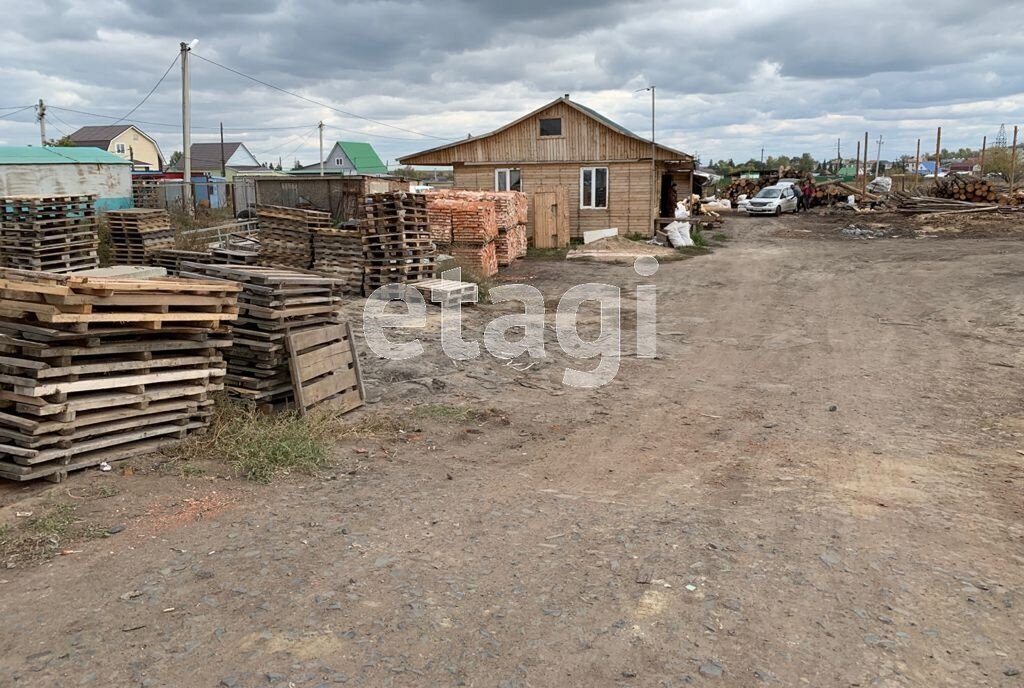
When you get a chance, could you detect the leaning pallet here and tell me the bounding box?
[361,193,437,293]
[286,322,364,416]
[0,195,99,273]
[255,205,331,269]
[178,263,344,411]
[0,267,240,482]
[105,208,175,265]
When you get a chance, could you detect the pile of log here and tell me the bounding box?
[179,263,344,411]
[0,195,99,273]
[361,193,436,292]
[106,208,175,264]
[934,176,999,203]
[0,268,239,481]
[998,190,1024,207]
[255,205,331,269]
[311,228,364,296]
[723,178,764,204]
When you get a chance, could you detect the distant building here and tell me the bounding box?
[167,142,265,179]
[0,146,132,209]
[399,94,694,239]
[68,125,163,171]
[290,141,389,175]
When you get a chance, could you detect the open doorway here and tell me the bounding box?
[659,173,677,218]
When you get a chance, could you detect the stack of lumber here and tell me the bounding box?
[442,200,500,277]
[934,175,999,203]
[425,198,457,244]
[999,190,1024,207]
[178,263,343,410]
[132,179,162,209]
[724,178,764,204]
[255,205,331,269]
[0,268,239,481]
[0,195,99,273]
[428,190,528,228]
[150,247,260,276]
[495,224,528,266]
[450,241,498,277]
[889,192,1006,216]
[106,209,175,264]
[361,193,436,292]
[312,228,364,296]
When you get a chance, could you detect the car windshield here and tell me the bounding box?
[756,188,782,199]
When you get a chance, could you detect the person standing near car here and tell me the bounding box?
[793,184,805,212]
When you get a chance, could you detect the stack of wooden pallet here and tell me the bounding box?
[178,263,344,410]
[150,247,260,276]
[312,228,364,296]
[132,179,162,209]
[495,224,528,266]
[0,268,239,481]
[361,193,436,292]
[0,195,99,273]
[256,205,331,269]
[106,208,175,264]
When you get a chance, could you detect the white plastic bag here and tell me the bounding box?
[665,221,694,247]
[674,202,690,219]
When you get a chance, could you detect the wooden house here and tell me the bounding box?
[398,95,694,241]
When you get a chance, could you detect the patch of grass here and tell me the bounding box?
[414,404,488,423]
[623,233,648,242]
[712,233,728,242]
[0,502,102,566]
[437,257,494,303]
[526,247,569,261]
[690,227,710,248]
[676,246,713,257]
[173,400,336,483]
[171,400,406,483]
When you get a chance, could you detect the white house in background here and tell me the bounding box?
[167,142,266,180]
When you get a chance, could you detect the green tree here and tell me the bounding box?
[168,150,182,166]
[796,153,816,173]
[44,135,74,147]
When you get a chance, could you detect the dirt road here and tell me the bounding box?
[2,214,1022,687]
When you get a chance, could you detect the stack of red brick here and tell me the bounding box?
[425,190,528,274]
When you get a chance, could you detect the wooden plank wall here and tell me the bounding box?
[454,161,658,238]
[405,101,685,166]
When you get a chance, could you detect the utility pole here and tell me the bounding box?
[862,131,869,195]
[37,99,46,146]
[319,121,325,177]
[181,40,194,213]
[836,138,841,173]
[219,122,226,178]
[649,87,655,229]
[874,134,884,177]
[980,136,987,176]
[760,146,765,165]
[915,138,921,180]
[934,127,941,187]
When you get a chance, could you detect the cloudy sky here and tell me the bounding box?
[1,0,1022,169]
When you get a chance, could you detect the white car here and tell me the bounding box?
[746,185,798,216]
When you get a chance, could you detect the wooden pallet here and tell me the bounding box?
[286,322,364,416]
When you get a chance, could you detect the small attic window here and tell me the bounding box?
[539,118,562,137]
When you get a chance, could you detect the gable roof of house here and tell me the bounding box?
[168,142,262,171]
[0,146,133,165]
[68,125,134,148]
[398,95,689,165]
[337,141,388,174]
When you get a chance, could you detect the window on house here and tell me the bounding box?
[335,158,344,166]
[496,168,522,192]
[539,118,562,137]
[580,167,608,208]
[115,143,126,154]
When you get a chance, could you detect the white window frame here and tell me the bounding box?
[495,168,521,192]
[114,143,126,154]
[579,167,609,209]
[335,157,344,166]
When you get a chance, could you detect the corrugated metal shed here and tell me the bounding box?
[0,146,133,165]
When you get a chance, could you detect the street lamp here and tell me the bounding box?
[635,86,656,232]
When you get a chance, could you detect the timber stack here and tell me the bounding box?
[150,247,260,276]
[106,208,175,264]
[131,179,162,209]
[0,195,99,273]
[361,193,436,292]
[0,268,239,481]
[311,228,364,296]
[934,175,999,203]
[255,205,331,269]
[448,201,499,277]
[426,190,527,269]
[723,178,764,204]
[178,263,343,411]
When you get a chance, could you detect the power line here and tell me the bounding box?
[280,127,321,164]
[0,105,36,121]
[255,124,320,158]
[191,52,451,141]
[321,123,436,143]
[112,53,180,124]
[0,105,34,111]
